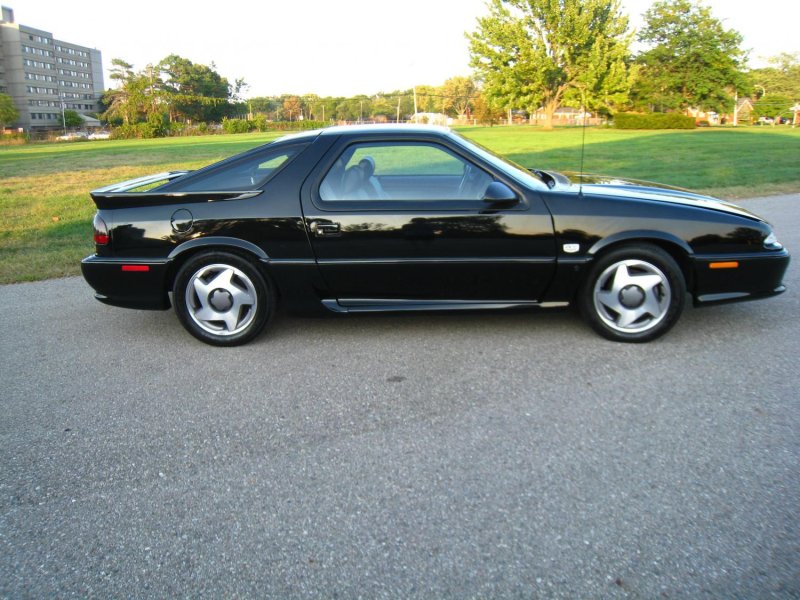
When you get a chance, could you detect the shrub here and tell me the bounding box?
[172,122,213,137]
[251,114,269,132]
[110,121,168,139]
[614,112,695,130]
[110,124,138,139]
[222,117,252,134]
[143,112,169,138]
[0,131,28,145]
[265,120,327,131]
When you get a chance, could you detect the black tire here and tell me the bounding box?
[173,251,274,346]
[579,244,686,343]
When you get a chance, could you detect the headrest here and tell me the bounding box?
[358,156,375,178]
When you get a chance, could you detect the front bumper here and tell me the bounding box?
[81,255,172,310]
[692,249,790,305]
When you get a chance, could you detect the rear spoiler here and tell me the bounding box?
[88,170,261,210]
[91,171,191,194]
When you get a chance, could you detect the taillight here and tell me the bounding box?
[93,213,109,245]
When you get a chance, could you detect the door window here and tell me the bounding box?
[319,142,493,202]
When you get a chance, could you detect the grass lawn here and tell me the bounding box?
[1,126,799,284]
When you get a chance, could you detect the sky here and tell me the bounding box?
[9,0,798,97]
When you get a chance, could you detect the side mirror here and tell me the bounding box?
[482,181,518,203]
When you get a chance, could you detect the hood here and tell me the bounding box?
[549,171,762,222]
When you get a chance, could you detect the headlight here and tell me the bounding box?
[764,231,783,250]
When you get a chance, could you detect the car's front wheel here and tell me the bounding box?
[173,251,274,346]
[579,244,686,342]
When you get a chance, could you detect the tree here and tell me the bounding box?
[0,93,19,131]
[282,96,302,121]
[635,0,747,113]
[390,90,416,120]
[752,95,794,123]
[159,54,233,122]
[103,58,149,125]
[248,96,275,114]
[749,53,800,101]
[370,95,395,120]
[468,0,634,129]
[472,91,505,125]
[413,85,443,114]
[441,76,477,118]
[63,110,84,128]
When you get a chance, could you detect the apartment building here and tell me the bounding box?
[1,6,103,131]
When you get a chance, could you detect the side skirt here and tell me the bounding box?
[321,299,569,314]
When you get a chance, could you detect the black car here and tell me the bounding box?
[81,125,790,346]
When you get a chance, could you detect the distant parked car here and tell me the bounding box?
[88,131,111,140]
[56,132,87,141]
[81,125,790,346]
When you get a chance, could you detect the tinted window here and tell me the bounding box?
[175,145,304,192]
[319,142,493,201]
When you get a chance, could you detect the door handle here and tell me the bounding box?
[309,220,341,237]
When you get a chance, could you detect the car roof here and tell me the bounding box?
[275,123,452,144]
[321,124,452,136]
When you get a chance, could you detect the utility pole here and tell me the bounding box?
[57,78,66,135]
[733,90,738,127]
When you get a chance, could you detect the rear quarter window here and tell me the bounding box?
[171,144,306,192]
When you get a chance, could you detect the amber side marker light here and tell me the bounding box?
[121,265,150,272]
[709,261,739,269]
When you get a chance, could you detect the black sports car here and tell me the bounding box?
[81,125,790,346]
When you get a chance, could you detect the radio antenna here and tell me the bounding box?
[579,100,587,195]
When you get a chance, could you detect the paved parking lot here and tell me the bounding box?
[1,195,798,598]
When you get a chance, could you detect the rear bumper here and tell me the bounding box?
[692,249,790,305]
[81,255,171,310]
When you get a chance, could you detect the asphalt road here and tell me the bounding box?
[1,195,798,599]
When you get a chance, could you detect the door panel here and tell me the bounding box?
[301,137,557,301]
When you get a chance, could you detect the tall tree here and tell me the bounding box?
[159,54,232,122]
[441,76,477,118]
[468,0,634,128]
[0,93,19,131]
[103,58,149,125]
[635,0,747,113]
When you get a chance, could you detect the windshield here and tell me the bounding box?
[448,130,549,191]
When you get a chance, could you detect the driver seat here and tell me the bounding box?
[342,156,388,200]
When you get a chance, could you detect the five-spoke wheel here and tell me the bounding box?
[580,245,685,342]
[174,252,274,346]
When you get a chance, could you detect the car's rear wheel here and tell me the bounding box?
[173,251,274,346]
[579,244,685,342]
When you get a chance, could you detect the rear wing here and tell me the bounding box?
[88,170,261,210]
[91,171,191,194]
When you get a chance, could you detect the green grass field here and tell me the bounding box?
[1,126,799,284]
